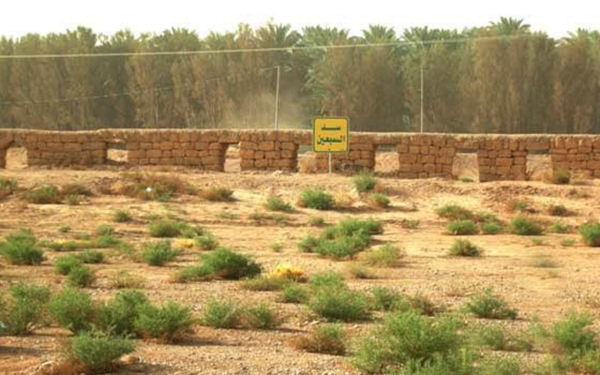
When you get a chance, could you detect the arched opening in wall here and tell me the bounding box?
[106,143,127,166]
[297,145,317,173]
[224,143,240,173]
[4,144,28,170]
[375,145,399,176]
[452,149,479,182]
[526,150,551,181]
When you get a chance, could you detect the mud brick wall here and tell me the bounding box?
[550,136,600,178]
[396,134,456,178]
[238,131,305,172]
[1,129,600,182]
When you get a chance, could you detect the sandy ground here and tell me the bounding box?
[0,149,599,374]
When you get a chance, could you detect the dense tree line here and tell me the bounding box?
[0,18,599,133]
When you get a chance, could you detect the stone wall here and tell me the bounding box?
[1,129,600,182]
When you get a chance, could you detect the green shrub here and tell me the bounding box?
[141,241,180,266]
[449,239,482,257]
[97,290,149,336]
[548,204,570,217]
[135,301,195,342]
[292,323,346,355]
[280,285,310,304]
[352,310,461,374]
[552,169,571,185]
[298,235,320,253]
[561,238,576,247]
[241,276,290,291]
[199,248,262,280]
[309,272,347,290]
[0,283,50,335]
[481,223,504,235]
[510,217,543,236]
[369,193,390,209]
[447,220,479,235]
[48,288,94,333]
[436,205,474,221]
[94,233,121,248]
[195,233,219,250]
[265,196,294,212]
[174,265,213,283]
[308,288,370,322]
[552,312,597,354]
[65,194,80,205]
[113,210,132,223]
[0,230,44,265]
[179,224,206,239]
[54,255,83,275]
[346,263,376,279]
[579,222,600,247]
[46,240,80,252]
[401,219,420,229]
[199,186,234,202]
[0,177,17,199]
[25,185,61,204]
[548,221,570,234]
[67,266,95,288]
[58,225,71,233]
[77,250,104,264]
[95,224,115,237]
[148,220,186,238]
[68,332,135,373]
[475,325,533,352]
[335,218,383,236]
[353,172,377,193]
[360,243,405,267]
[309,216,326,227]
[464,289,517,320]
[313,236,368,259]
[108,270,146,289]
[239,304,279,329]
[200,299,240,328]
[370,287,405,312]
[61,183,92,197]
[299,189,335,210]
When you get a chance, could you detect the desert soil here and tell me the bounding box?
[0,149,599,375]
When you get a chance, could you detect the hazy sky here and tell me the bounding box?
[1,0,599,39]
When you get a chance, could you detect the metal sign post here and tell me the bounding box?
[313,117,349,174]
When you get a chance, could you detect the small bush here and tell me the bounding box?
[67,266,96,288]
[94,234,121,248]
[464,289,517,320]
[48,288,94,333]
[313,236,368,259]
[551,169,571,185]
[61,183,92,197]
[241,276,290,291]
[552,311,597,354]
[475,325,533,352]
[299,189,335,210]
[353,172,377,193]
[78,250,104,264]
[108,270,146,289]
[561,238,576,247]
[280,285,310,304]
[95,224,115,237]
[269,242,284,252]
[239,304,280,330]
[0,177,17,199]
[25,185,61,204]
[0,230,44,265]
[298,235,320,253]
[529,255,559,268]
[308,288,370,322]
[579,222,600,247]
[65,194,80,206]
[309,272,347,290]
[199,248,262,280]
[401,219,420,229]
[148,220,186,238]
[199,186,234,202]
[97,290,149,336]
[120,173,187,201]
[436,205,474,221]
[113,210,132,223]
[369,193,390,209]
[0,282,51,335]
[548,204,570,217]
[447,220,479,235]
[352,310,461,374]
[370,287,405,312]
[195,234,219,250]
[200,299,240,328]
[68,332,135,373]
[360,243,405,267]
[265,196,293,212]
[135,301,194,342]
[449,239,482,257]
[548,221,571,234]
[141,241,180,266]
[510,217,543,236]
[481,223,504,235]
[54,255,83,275]
[346,263,376,279]
[46,240,80,252]
[309,216,326,227]
[58,225,71,233]
[292,323,346,355]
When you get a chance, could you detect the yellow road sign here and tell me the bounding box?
[313,117,349,153]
